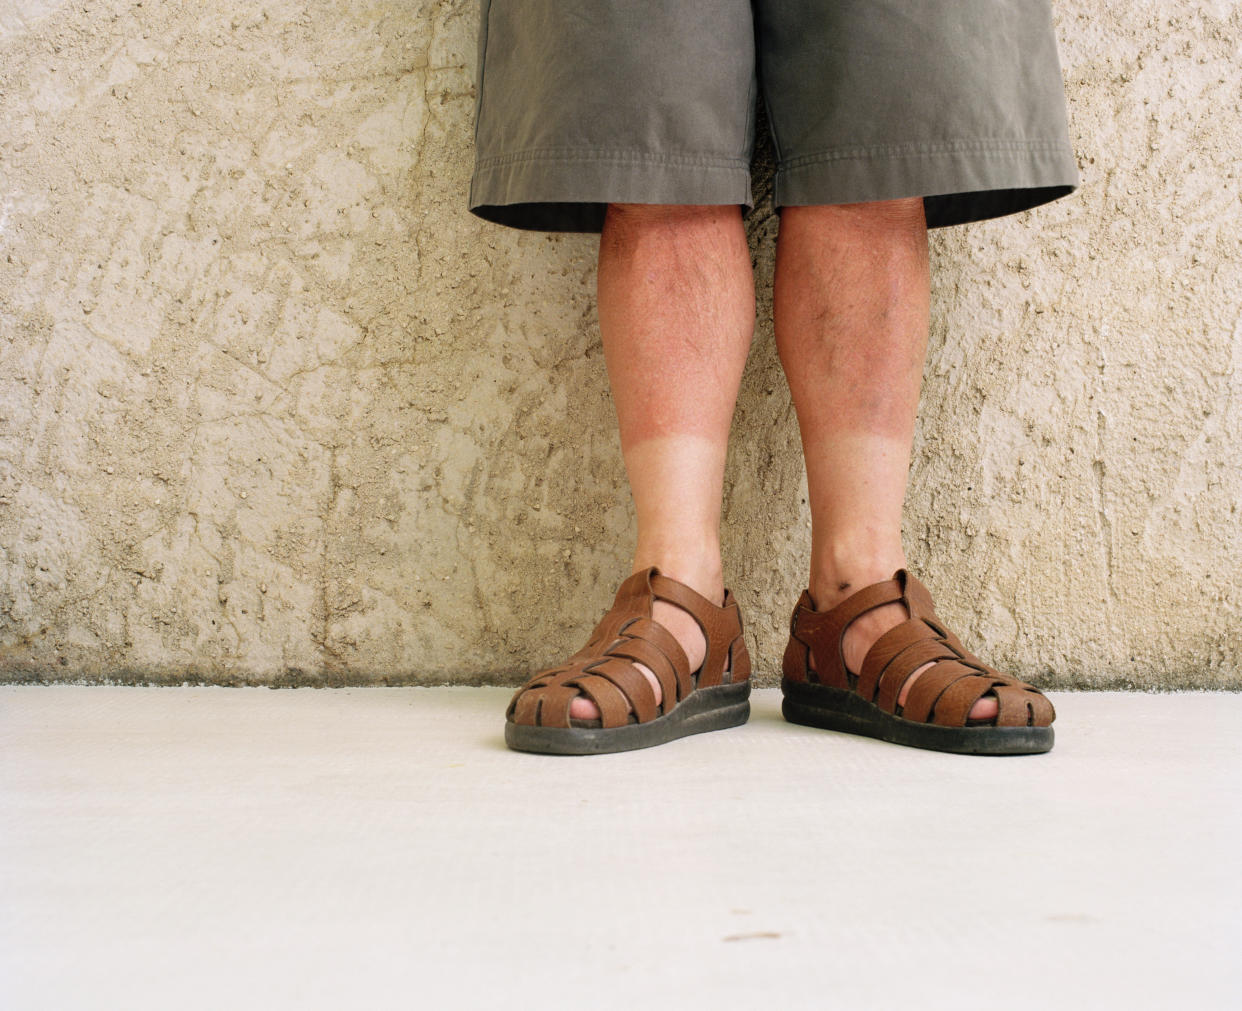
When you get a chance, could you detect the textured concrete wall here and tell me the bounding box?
[1,1,1238,688]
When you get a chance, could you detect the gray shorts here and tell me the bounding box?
[467,1,1080,232]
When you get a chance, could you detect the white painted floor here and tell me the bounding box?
[2,687,1239,1011]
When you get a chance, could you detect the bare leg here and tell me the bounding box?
[570,202,755,720]
[773,198,995,720]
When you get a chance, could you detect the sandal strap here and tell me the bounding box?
[649,572,744,689]
[860,620,958,704]
[785,569,1054,729]
[786,575,906,690]
[508,567,751,730]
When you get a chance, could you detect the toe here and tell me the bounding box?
[569,694,599,720]
[968,693,998,721]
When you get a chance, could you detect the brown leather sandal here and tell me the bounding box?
[781,569,1055,755]
[504,567,752,755]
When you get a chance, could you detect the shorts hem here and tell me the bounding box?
[774,138,1081,228]
[469,150,754,233]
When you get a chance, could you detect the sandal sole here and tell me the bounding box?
[505,681,751,756]
[781,678,1054,756]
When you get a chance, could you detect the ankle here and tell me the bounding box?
[632,541,724,605]
[808,551,906,612]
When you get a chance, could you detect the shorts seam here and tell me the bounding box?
[781,138,1075,171]
[472,0,494,146]
[475,148,751,172]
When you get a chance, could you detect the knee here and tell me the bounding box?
[864,196,926,226]
[605,202,740,230]
[782,196,926,230]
